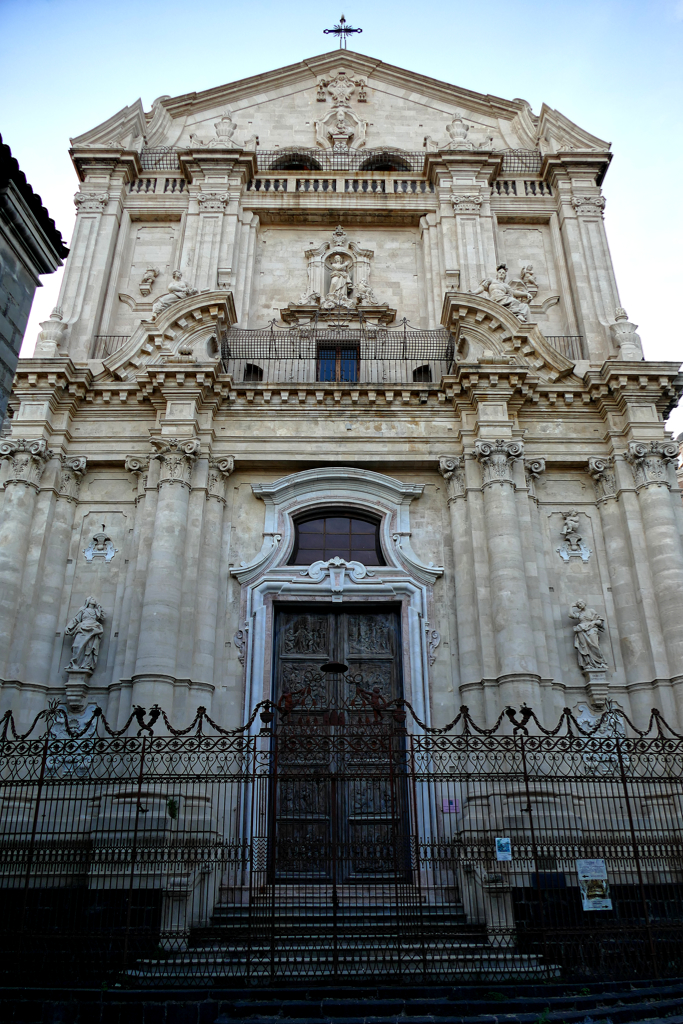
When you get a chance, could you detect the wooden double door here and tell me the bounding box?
[271,604,409,882]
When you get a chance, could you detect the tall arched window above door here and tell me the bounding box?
[289,511,384,566]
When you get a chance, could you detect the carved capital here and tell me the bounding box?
[151,437,201,488]
[197,191,229,211]
[571,195,606,217]
[524,457,546,500]
[451,193,483,214]
[207,455,235,501]
[437,456,465,500]
[74,191,109,213]
[58,456,87,502]
[124,454,150,476]
[474,439,524,486]
[0,438,52,490]
[588,456,617,500]
[625,441,678,490]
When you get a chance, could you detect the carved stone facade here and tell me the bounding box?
[1,50,682,733]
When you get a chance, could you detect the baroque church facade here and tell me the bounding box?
[2,50,683,735]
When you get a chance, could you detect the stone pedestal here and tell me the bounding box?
[584,669,609,709]
[65,669,91,712]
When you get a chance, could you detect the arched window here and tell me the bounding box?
[358,151,412,172]
[243,363,264,382]
[412,364,432,383]
[290,512,384,566]
[268,152,323,171]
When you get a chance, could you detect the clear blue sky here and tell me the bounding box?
[2,0,682,430]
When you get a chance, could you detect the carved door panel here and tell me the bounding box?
[273,606,405,881]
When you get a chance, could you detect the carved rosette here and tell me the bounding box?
[207,455,235,502]
[571,195,606,217]
[151,437,201,488]
[524,457,546,500]
[0,438,52,490]
[625,441,678,490]
[474,439,524,487]
[451,193,483,214]
[74,191,109,213]
[438,456,465,500]
[197,191,229,212]
[588,457,617,501]
[58,456,87,502]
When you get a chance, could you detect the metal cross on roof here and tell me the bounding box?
[324,14,362,49]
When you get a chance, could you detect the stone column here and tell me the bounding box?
[191,457,235,695]
[473,439,540,708]
[132,438,200,713]
[0,439,51,679]
[624,441,683,715]
[24,456,87,686]
[438,456,483,718]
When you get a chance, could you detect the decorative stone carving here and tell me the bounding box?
[317,69,366,108]
[0,438,52,490]
[519,264,538,300]
[139,266,159,296]
[425,625,441,666]
[74,191,109,213]
[234,628,247,665]
[445,115,474,151]
[285,225,390,321]
[58,456,87,501]
[571,195,606,217]
[64,596,105,713]
[209,111,237,146]
[124,454,149,475]
[438,456,465,500]
[197,192,229,212]
[472,264,531,322]
[207,455,235,501]
[299,557,378,600]
[569,600,609,706]
[557,509,591,562]
[151,437,201,487]
[451,193,483,214]
[610,308,644,361]
[588,457,617,500]
[151,270,198,319]
[625,441,678,489]
[473,439,524,486]
[524,457,546,500]
[83,528,118,563]
[34,307,68,357]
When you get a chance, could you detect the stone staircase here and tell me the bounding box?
[126,899,553,984]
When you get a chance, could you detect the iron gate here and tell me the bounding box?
[0,700,682,987]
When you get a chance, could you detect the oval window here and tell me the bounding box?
[290,513,384,566]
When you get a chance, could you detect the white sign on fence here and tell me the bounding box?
[576,859,613,910]
[495,837,512,861]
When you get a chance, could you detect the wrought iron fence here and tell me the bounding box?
[0,700,681,989]
[220,320,455,387]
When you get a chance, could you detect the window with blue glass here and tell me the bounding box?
[317,345,358,383]
[290,513,384,566]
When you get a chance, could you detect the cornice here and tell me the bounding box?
[542,152,612,188]
[585,361,683,419]
[69,147,143,184]
[179,150,257,185]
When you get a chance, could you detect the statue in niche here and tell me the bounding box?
[139,266,159,297]
[569,600,608,672]
[151,270,198,319]
[326,254,353,304]
[329,111,354,152]
[65,597,105,673]
[472,264,531,322]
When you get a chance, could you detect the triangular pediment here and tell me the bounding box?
[70,51,608,158]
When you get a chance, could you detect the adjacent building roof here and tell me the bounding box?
[0,133,69,259]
